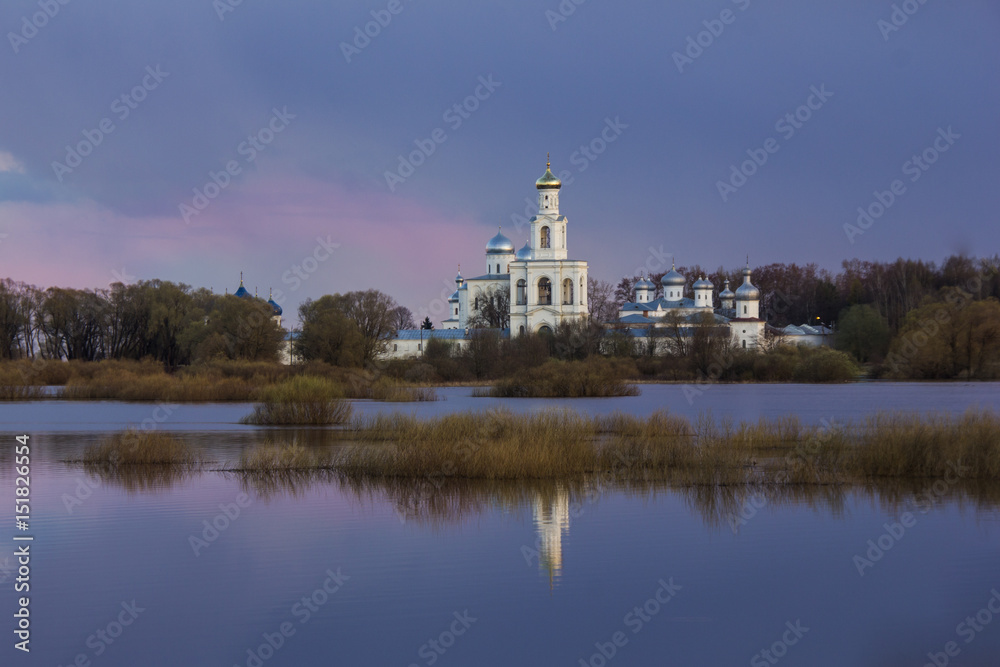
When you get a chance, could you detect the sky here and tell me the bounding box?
[0,0,998,326]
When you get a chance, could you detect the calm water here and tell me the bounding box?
[2,383,1000,666]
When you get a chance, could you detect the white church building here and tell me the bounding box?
[441,159,588,335]
[383,159,765,358]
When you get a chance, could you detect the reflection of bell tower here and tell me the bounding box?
[533,485,570,588]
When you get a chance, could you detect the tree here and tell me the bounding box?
[390,305,415,331]
[835,304,890,363]
[469,285,510,329]
[421,316,434,330]
[587,278,617,324]
[296,296,366,366]
[463,328,502,379]
[339,290,402,363]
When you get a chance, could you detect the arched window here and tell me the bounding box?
[742,340,747,349]
[562,278,573,305]
[516,279,527,305]
[743,305,748,315]
[580,276,586,305]
[474,296,479,310]
[540,226,550,249]
[519,325,525,336]
[496,263,500,274]
[538,325,552,335]
[538,278,552,305]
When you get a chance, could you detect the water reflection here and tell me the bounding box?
[77,463,199,493]
[533,484,570,586]
[69,462,1000,527]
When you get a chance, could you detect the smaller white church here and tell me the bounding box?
[617,264,765,350]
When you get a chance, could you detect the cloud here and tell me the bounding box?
[0,151,24,174]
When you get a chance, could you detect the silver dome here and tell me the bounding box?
[692,276,713,289]
[661,265,686,287]
[719,280,736,299]
[486,229,515,254]
[635,277,655,289]
[515,241,532,261]
[735,268,760,300]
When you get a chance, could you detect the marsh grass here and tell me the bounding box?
[240,376,352,425]
[327,408,1000,483]
[81,429,196,465]
[476,360,639,398]
[238,443,332,470]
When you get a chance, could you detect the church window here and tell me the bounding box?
[496,263,500,274]
[743,305,747,315]
[742,340,746,349]
[562,278,573,305]
[540,226,550,249]
[393,344,397,352]
[516,279,527,305]
[538,278,552,305]
[519,325,525,335]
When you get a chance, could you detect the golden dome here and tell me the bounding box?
[535,154,561,190]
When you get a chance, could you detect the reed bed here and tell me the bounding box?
[81,429,196,465]
[327,408,1000,484]
[238,443,332,470]
[64,369,255,401]
[240,376,353,425]
[476,360,639,398]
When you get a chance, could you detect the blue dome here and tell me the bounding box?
[267,299,282,316]
[234,283,250,298]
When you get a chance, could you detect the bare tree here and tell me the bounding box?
[469,285,510,329]
[389,305,415,330]
[587,277,618,324]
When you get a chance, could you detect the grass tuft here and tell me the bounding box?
[82,429,195,465]
[240,376,352,425]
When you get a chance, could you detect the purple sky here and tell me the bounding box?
[1,0,998,326]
